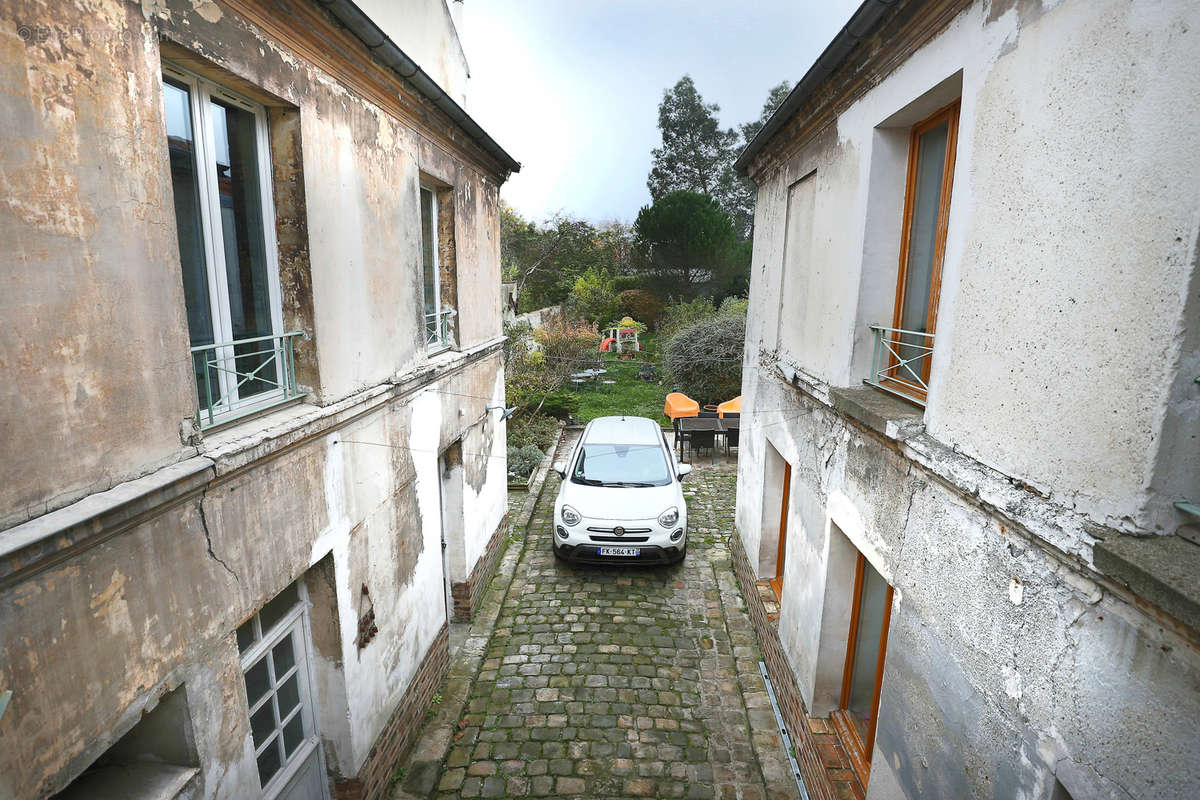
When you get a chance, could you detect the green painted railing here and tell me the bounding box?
[865,324,934,406]
[426,307,456,351]
[191,332,304,430]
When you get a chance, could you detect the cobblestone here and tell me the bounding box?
[433,430,799,799]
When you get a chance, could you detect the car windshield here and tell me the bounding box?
[571,443,672,487]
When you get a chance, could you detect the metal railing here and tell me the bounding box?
[425,307,457,351]
[865,325,934,406]
[191,332,304,429]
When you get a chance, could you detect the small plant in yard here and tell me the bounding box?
[389,766,407,785]
[507,444,545,480]
[506,412,560,451]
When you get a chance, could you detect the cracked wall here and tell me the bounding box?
[737,1,1200,797]
[0,0,510,794]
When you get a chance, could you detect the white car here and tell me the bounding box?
[552,416,692,564]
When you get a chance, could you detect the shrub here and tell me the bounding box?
[505,311,599,414]
[507,412,560,450]
[658,296,717,339]
[662,313,745,405]
[617,289,665,329]
[719,295,749,318]
[507,443,545,480]
[538,392,579,420]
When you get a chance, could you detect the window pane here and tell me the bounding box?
[900,121,948,333]
[277,674,301,718]
[244,657,271,706]
[210,97,277,397]
[258,582,299,636]
[272,634,296,677]
[896,121,949,379]
[250,700,276,749]
[256,737,283,786]
[282,713,305,757]
[164,77,222,409]
[421,188,439,341]
[236,619,256,653]
[847,559,889,743]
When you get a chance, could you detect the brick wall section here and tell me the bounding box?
[334,624,450,800]
[450,514,507,622]
[730,532,848,800]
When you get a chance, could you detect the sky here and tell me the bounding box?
[460,0,863,225]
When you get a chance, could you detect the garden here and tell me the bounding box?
[503,293,748,484]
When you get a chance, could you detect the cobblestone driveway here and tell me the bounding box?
[434,432,799,800]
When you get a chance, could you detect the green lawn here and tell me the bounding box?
[566,351,671,425]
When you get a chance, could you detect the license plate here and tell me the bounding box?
[598,546,641,557]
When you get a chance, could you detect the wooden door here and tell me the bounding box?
[769,463,791,599]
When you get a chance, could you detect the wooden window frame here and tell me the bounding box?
[884,100,960,404]
[768,462,791,600]
[832,553,895,787]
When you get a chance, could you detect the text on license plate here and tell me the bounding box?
[598,546,641,557]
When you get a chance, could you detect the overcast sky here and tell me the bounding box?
[460,0,863,225]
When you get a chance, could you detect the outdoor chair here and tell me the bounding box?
[678,417,720,463]
[719,415,740,455]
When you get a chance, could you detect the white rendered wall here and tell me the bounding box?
[357,0,470,105]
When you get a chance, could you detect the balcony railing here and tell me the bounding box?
[191,332,304,429]
[425,307,457,351]
[865,325,934,406]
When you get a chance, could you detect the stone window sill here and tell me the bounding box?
[829,385,925,440]
[1093,534,1200,634]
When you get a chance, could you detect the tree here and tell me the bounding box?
[633,190,747,300]
[647,76,739,205]
[500,204,639,313]
[723,81,793,238]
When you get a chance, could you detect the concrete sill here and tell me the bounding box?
[1093,534,1200,633]
[829,385,925,440]
[55,763,199,800]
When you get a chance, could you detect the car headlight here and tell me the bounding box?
[561,505,582,526]
[658,507,679,528]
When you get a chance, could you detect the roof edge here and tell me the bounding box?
[317,0,520,177]
[734,0,900,177]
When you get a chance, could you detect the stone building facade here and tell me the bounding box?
[0,1,517,798]
[732,1,1200,798]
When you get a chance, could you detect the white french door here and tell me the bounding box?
[238,583,330,800]
[162,64,285,418]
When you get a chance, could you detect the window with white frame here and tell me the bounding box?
[420,186,454,351]
[162,65,300,427]
[236,582,328,799]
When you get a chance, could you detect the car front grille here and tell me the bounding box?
[585,526,652,534]
[588,535,650,543]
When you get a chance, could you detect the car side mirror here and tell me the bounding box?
[553,461,566,479]
[676,463,693,481]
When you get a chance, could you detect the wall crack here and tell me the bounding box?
[198,488,239,584]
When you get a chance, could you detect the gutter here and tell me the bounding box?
[316,0,521,177]
[734,0,900,176]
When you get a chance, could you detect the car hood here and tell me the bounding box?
[557,480,682,522]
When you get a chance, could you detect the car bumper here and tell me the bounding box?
[553,541,686,565]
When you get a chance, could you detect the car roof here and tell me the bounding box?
[581,416,663,446]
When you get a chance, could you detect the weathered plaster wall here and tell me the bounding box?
[736,369,1200,800]
[738,1,1200,797]
[0,0,510,795]
[0,0,508,526]
[0,0,196,528]
[746,0,1200,537]
[929,0,1200,534]
[0,354,506,798]
[356,0,470,106]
